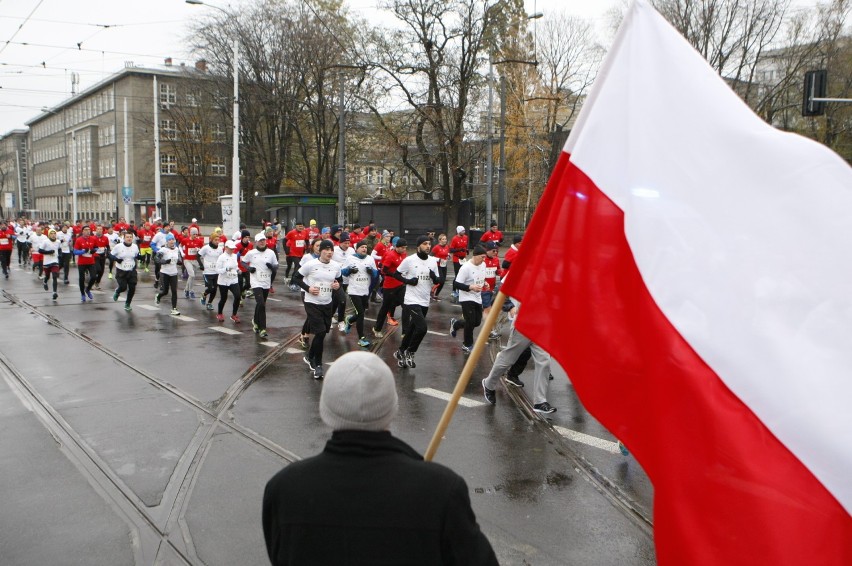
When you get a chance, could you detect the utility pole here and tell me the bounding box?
[485,61,494,226]
[498,75,507,229]
[153,76,162,220]
[337,75,346,226]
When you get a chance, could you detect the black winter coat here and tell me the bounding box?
[262,430,498,565]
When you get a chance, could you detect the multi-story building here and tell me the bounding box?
[25,60,231,223]
[0,129,29,218]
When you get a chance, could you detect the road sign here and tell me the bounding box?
[122,186,133,204]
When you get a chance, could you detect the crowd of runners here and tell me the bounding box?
[0,215,562,413]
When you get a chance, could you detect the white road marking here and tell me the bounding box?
[552,425,621,454]
[210,326,242,335]
[427,330,448,336]
[136,304,160,311]
[285,347,303,354]
[90,290,106,295]
[173,315,197,322]
[415,387,485,408]
[260,341,278,347]
[267,297,282,302]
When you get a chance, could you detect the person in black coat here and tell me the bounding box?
[262,351,498,565]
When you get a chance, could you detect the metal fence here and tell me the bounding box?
[473,204,537,232]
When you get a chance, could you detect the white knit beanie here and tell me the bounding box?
[456,225,465,234]
[320,352,398,431]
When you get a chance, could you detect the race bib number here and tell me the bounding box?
[354,273,369,285]
[143,235,151,242]
[120,258,135,270]
[317,284,332,300]
[295,240,305,248]
[257,270,271,282]
[485,267,497,278]
[418,273,432,283]
[226,268,237,277]
[204,258,217,270]
[188,248,198,256]
[439,258,447,267]
[83,252,92,258]
[0,238,7,245]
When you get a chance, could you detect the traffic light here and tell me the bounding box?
[802,70,827,117]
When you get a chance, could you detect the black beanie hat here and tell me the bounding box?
[318,239,334,252]
[395,237,407,248]
[472,245,486,256]
[416,235,430,246]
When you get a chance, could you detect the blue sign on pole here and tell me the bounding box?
[122,186,133,204]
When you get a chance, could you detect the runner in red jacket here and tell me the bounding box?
[73,225,98,302]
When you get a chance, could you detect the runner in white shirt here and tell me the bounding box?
[150,226,168,288]
[296,239,322,349]
[294,240,342,380]
[392,236,440,369]
[332,232,356,331]
[241,233,279,338]
[28,226,45,277]
[341,240,378,348]
[57,225,72,284]
[106,226,122,280]
[198,234,223,311]
[154,234,183,316]
[215,240,241,323]
[38,228,62,300]
[110,231,140,311]
[449,245,488,354]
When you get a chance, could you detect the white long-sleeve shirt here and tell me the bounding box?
[215,252,240,286]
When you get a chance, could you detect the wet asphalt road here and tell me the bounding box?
[0,262,656,565]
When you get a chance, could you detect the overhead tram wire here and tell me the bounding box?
[0,0,46,57]
[0,15,185,28]
[1,40,176,61]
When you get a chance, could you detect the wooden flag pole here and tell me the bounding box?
[424,290,507,461]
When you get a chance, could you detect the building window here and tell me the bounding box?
[191,155,202,175]
[212,123,226,142]
[188,122,202,140]
[377,169,384,186]
[186,90,200,107]
[160,83,177,109]
[160,119,177,141]
[210,156,226,176]
[160,153,177,175]
[366,167,373,184]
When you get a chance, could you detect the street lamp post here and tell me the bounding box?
[186,0,240,233]
[326,64,366,226]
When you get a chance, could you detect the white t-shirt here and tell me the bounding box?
[112,243,140,271]
[216,252,240,286]
[242,248,278,290]
[157,246,182,276]
[40,238,62,266]
[455,260,487,305]
[57,231,71,253]
[398,254,439,307]
[344,254,377,297]
[332,246,356,283]
[107,232,122,250]
[198,244,224,275]
[298,258,341,306]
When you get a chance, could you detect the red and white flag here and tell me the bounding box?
[501,1,852,563]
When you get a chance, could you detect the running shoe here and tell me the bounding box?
[230,314,241,323]
[618,441,630,456]
[200,297,207,306]
[343,316,352,335]
[189,291,196,299]
[184,290,190,299]
[43,281,48,291]
[386,314,399,326]
[482,380,496,405]
[533,402,556,414]
[81,294,87,303]
[63,279,69,285]
[94,285,101,290]
[372,328,384,338]
[108,273,113,280]
[170,308,181,316]
[313,365,324,380]
[357,337,371,348]
[505,375,525,388]
[124,304,132,311]
[298,334,308,349]
[258,329,268,338]
[86,290,93,300]
[155,295,160,305]
[449,318,457,337]
[331,315,338,325]
[489,330,500,340]
[216,313,224,322]
[252,320,260,333]
[404,350,416,368]
[393,349,406,368]
[52,292,58,300]
[113,290,120,302]
[303,355,315,370]
[338,321,347,332]
[461,344,472,354]
[144,267,149,273]
[206,303,214,311]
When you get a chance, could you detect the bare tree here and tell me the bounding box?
[361,0,503,214]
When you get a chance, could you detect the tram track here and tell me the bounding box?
[0,290,303,564]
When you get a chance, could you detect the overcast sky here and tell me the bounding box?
[0,0,815,134]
